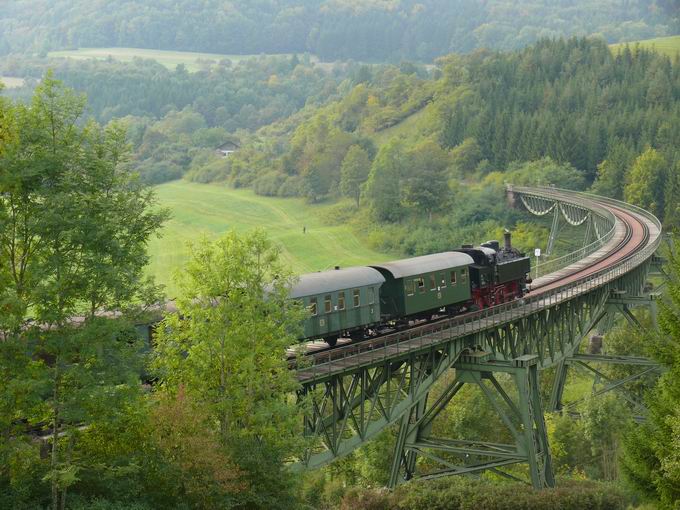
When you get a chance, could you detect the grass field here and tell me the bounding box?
[371,107,431,147]
[148,181,393,297]
[0,76,26,89]
[48,47,296,71]
[610,35,680,58]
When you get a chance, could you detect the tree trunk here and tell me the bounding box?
[51,362,60,510]
[59,432,75,510]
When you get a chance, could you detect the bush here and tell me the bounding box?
[277,175,305,197]
[68,498,155,510]
[253,171,287,196]
[138,161,184,185]
[340,487,392,510]
[336,478,631,510]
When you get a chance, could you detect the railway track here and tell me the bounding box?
[290,193,655,368]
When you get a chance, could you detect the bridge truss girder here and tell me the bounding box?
[548,294,664,418]
[389,352,555,489]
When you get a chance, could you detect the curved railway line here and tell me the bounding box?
[292,188,659,371]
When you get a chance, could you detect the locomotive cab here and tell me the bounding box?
[454,231,530,309]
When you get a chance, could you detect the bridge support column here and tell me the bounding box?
[546,206,561,256]
[582,213,593,249]
[561,354,663,421]
[388,352,554,489]
[548,359,568,412]
[549,292,663,419]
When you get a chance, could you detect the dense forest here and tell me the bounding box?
[0,54,343,127]
[4,37,678,253]
[0,0,677,61]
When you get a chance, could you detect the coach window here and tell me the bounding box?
[353,289,361,307]
[406,280,414,296]
[429,274,436,291]
[368,287,375,304]
[440,272,447,288]
[450,271,457,286]
[324,295,332,313]
[461,268,468,282]
[338,292,345,310]
[417,277,426,293]
[309,298,318,316]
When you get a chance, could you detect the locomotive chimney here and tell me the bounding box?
[504,230,512,251]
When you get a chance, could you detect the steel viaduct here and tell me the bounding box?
[292,185,664,489]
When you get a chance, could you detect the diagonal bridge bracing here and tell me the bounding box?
[294,186,663,488]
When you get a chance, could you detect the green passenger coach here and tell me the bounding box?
[290,267,385,345]
[370,252,474,320]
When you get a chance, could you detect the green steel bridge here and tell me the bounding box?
[293,185,664,488]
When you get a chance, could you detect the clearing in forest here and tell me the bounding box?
[610,35,680,58]
[0,76,26,88]
[48,47,298,71]
[148,181,393,297]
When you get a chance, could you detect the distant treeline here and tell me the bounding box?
[0,54,343,129]
[0,0,676,61]
[0,54,361,186]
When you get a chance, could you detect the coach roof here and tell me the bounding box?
[290,266,385,298]
[370,252,474,279]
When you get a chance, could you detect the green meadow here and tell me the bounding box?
[610,35,680,58]
[48,47,297,71]
[148,181,393,297]
[0,76,26,88]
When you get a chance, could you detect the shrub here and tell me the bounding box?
[336,478,631,510]
[277,175,306,197]
[253,171,287,196]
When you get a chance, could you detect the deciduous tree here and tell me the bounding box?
[364,140,406,222]
[624,148,667,220]
[152,230,306,508]
[340,144,371,207]
[0,75,167,510]
[404,139,451,221]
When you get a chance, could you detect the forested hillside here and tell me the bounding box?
[194,38,679,255]
[1,54,357,184]
[0,0,676,61]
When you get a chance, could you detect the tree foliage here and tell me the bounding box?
[0,0,674,61]
[624,147,668,220]
[152,230,307,508]
[340,144,371,207]
[364,140,406,223]
[403,139,451,220]
[0,76,167,510]
[620,243,680,508]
